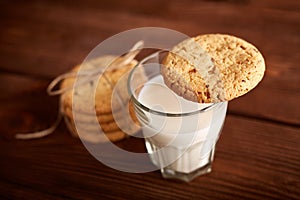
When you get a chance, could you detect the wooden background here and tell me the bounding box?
[0,0,299,199]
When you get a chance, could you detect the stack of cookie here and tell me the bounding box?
[60,55,143,143]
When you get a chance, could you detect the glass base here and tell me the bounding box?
[161,163,212,182]
[145,137,217,182]
[160,148,215,182]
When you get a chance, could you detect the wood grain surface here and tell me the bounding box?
[0,0,299,199]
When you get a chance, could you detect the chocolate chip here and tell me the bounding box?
[188,68,196,73]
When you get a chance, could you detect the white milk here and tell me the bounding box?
[137,75,227,173]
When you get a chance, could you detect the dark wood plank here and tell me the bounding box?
[0,0,299,78]
[0,180,66,200]
[0,72,298,199]
[0,1,299,199]
[0,0,299,125]
[0,73,49,100]
[0,115,299,200]
[0,73,58,139]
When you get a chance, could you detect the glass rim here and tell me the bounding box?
[127,51,222,117]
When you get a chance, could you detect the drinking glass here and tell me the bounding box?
[128,51,227,182]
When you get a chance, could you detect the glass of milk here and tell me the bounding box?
[128,51,227,182]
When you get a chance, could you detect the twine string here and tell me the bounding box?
[15,41,144,140]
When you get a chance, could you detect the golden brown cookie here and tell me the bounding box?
[161,34,265,103]
[62,101,137,134]
[60,55,146,142]
[62,104,123,124]
[60,55,137,115]
[64,116,127,143]
[64,115,120,132]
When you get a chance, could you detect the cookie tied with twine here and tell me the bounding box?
[15,41,145,143]
[161,34,265,103]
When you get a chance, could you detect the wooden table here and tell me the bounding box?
[0,0,299,199]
